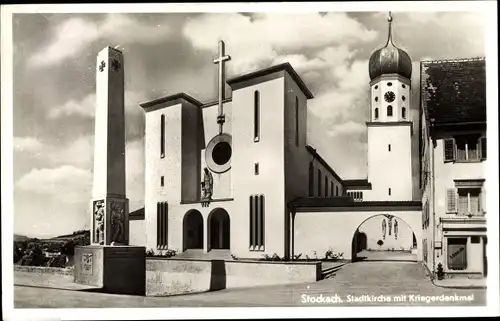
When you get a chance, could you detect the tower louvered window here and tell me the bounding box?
[157,202,168,249]
[249,195,265,251]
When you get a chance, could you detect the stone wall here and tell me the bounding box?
[14,265,74,276]
[146,257,320,296]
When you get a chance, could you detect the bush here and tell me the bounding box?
[436,263,445,280]
[146,248,177,258]
[61,240,75,256]
[262,253,285,261]
[324,247,344,261]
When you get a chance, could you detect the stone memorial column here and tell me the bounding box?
[74,47,145,295]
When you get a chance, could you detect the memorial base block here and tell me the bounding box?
[74,245,145,295]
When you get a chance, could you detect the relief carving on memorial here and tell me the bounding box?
[110,201,125,244]
[93,200,105,245]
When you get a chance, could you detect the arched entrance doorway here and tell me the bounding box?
[351,214,417,262]
[183,210,204,251]
[208,208,230,251]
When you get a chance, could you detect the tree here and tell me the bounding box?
[61,240,75,256]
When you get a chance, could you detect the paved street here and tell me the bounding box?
[14,261,486,308]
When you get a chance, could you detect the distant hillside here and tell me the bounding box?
[51,229,90,241]
[14,234,29,242]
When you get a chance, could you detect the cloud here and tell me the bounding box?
[48,93,96,119]
[327,121,365,138]
[29,14,173,68]
[13,137,45,152]
[16,165,93,203]
[48,90,145,119]
[183,12,377,74]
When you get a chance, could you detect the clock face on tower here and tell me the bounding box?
[384,91,396,103]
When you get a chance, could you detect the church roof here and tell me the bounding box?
[368,13,412,81]
[305,145,343,184]
[227,62,314,99]
[289,197,422,211]
[140,93,203,111]
[343,179,372,189]
[421,57,486,127]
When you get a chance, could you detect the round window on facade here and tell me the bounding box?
[205,133,233,174]
[402,84,406,89]
[375,85,378,90]
[212,142,232,165]
[387,82,393,87]
[402,95,406,101]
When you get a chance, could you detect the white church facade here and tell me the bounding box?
[129,14,423,261]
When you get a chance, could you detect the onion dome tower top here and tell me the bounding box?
[368,12,412,80]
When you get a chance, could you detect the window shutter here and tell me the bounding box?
[443,138,456,162]
[481,188,486,214]
[446,188,457,213]
[480,137,486,160]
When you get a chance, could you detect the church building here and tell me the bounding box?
[129,13,423,261]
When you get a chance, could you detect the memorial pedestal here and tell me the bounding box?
[74,245,145,295]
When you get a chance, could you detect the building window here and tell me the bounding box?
[375,85,378,90]
[317,169,322,197]
[254,163,259,175]
[458,188,482,216]
[402,107,406,119]
[388,144,391,152]
[387,105,393,117]
[374,108,379,119]
[249,195,265,251]
[448,238,467,270]
[254,90,260,142]
[330,182,334,196]
[160,114,165,158]
[308,162,314,197]
[347,191,363,201]
[447,180,485,215]
[375,97,379,102]
[160,176,164,187]
[444,135,486,162]
[387,82,393,86]
[336,186,339,196]
[388,188,391,196]
[324,176,328,197]
[157,202,168,249]
[295,97,299,146]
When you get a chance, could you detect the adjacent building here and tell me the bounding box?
[420,57,487,278]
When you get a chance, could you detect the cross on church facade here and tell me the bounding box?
[213,40,231,134]
[99,60,106,72]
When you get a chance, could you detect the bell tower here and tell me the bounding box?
[366,12,414,201]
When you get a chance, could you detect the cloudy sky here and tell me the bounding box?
[11,10,485,237]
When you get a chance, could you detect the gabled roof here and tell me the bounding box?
[420,57,486,126]
[227,62,314,99]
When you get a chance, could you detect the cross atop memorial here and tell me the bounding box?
[213,40,231,134]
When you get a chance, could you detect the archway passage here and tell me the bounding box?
[208,208,230,250]
[354,231,367,253]
[351,214,417,262]
[183,210,204,250]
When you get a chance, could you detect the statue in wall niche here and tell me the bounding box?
[201,167,214,206]
[394,219,399,240]
[94,201,105,245]
[382,219,387,240]
[110,201,125,244]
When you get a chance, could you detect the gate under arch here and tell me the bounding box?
[183,210,204,251]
